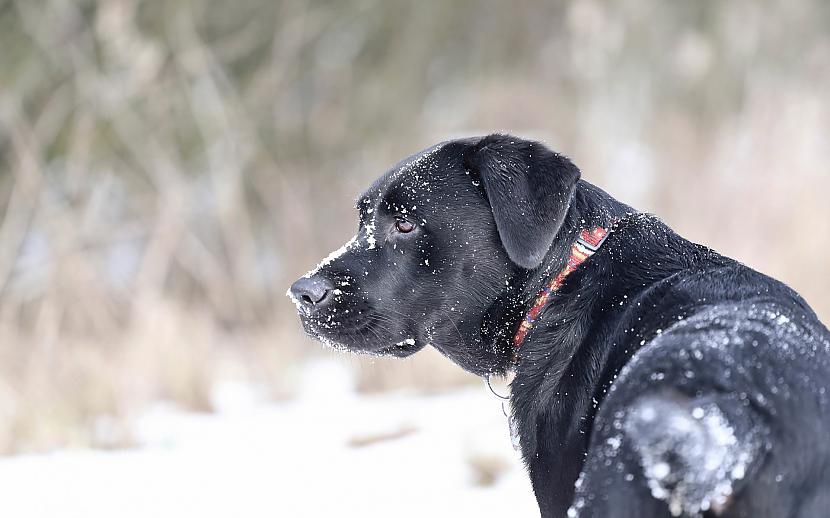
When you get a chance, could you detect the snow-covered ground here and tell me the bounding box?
[0,361,537,517]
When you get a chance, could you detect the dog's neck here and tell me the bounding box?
[480,181,636,376]
[521,181,635,302]
[482,182,725,514]
[511,225,614,351]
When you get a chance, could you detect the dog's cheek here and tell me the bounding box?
[360,248,417,306]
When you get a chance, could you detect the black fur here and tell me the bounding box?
[289,134,830,518]
[465,135,580,269]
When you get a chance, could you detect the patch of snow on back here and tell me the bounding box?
[625,398,759,517]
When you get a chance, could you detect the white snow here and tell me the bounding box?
[393,143,445,179]
[366,219,377,249]
[301,235,358,281]
[625,399,757,517]
[0,360,536,518]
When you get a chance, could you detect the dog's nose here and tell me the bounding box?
[290,276,335,309]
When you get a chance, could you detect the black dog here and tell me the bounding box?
[289,135,830,517]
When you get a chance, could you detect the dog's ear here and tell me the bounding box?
[464,134,581,269]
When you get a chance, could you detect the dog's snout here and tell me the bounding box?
[290,276,335,309]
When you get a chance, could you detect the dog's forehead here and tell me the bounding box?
[357,142,450,210]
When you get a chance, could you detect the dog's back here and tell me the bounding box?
[564,233,830,517]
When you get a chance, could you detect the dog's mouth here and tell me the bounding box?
[296,306,424,357]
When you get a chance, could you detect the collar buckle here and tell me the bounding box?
[511,225,614,351]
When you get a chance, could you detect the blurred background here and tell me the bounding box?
[0,0,829,515]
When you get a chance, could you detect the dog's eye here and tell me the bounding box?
[395,218,415,233]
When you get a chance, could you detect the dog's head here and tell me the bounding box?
[288,134,581,375]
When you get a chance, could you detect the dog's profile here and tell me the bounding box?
[289,134,830,517]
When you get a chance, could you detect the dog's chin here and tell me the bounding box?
[376,339,427,357]
[298,315,424,357]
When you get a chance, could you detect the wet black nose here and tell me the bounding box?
[290,276,335,309]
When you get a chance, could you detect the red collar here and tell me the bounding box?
[512,226,612,351]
